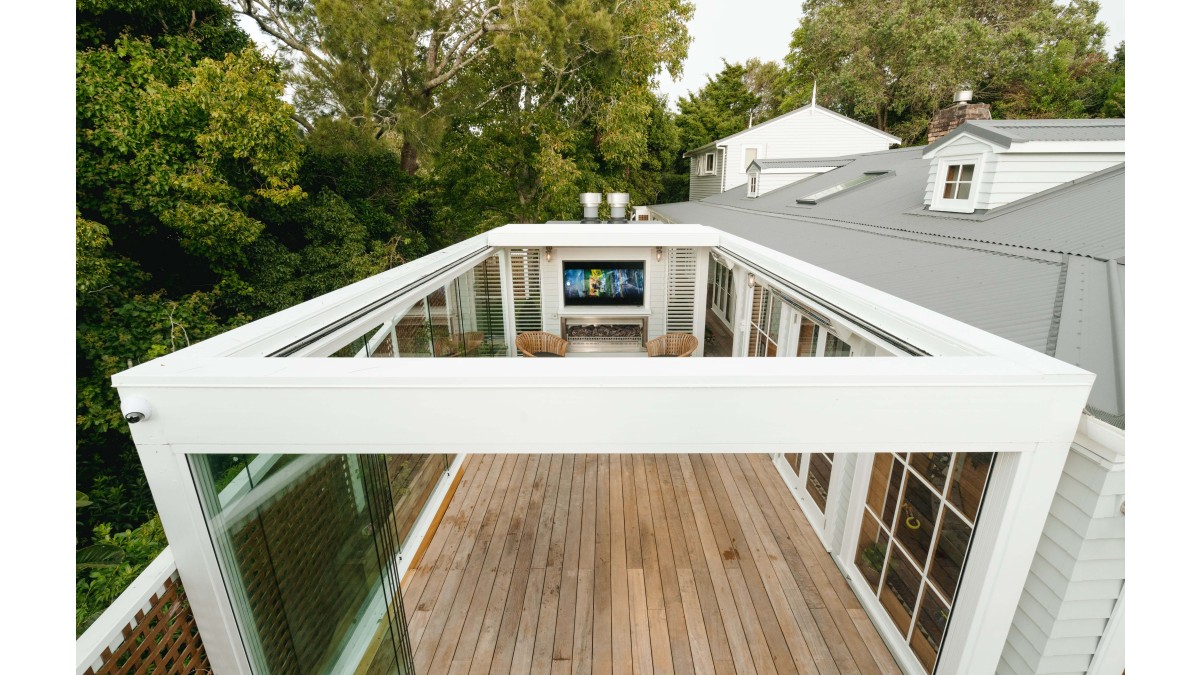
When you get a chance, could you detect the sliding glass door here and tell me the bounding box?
[190,454,419,674]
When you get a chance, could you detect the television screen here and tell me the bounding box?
[563,261,645,306]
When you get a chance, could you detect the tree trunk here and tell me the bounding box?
[400,140,419,174]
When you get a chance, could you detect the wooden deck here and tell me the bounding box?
[402,454,901,675]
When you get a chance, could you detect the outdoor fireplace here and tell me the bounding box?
[560,316,647,352]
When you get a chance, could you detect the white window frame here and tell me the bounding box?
[931,156,983,213]
[740,144,764,174]
[747,171,759,198]
[703,152,716,175]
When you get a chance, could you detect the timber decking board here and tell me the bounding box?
[403,455,902,675]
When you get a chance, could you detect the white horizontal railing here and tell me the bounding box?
[75,547,180,675]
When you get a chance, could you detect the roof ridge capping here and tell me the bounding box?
[923,117,1125,155]
[686,102,901,155]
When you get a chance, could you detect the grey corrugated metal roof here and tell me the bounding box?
[751,158,853,170]
[926,118,1125,153]
[651,142,1125,426]
[685,103,901,155]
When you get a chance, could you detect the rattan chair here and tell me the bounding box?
[646,332,698,357]
[516,331,568,357]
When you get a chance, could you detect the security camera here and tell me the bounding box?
[120,396,152,424]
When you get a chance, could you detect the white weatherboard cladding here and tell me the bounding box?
[998,437,1125,675]
[722,109,894,190]
[923,134,1124,210]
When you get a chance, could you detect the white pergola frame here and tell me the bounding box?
[114,224,1094,675]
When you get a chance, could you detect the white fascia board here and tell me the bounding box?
[921,131,1006,159]
[113,355,1092,453]
[485,223,719,248]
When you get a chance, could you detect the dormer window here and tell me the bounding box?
[931,158,981,213]
[748,173,759,198]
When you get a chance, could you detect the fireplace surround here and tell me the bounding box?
[560,316,647,352]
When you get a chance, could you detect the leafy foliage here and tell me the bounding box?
[75,515,168,637]
[780,0,1123,144]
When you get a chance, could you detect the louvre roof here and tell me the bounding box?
[652,144,1125,427]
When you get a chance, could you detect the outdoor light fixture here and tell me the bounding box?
[747,272,756,287]
[545,246,553,262]
[655,246,663,262]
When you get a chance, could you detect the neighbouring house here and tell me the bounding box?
[685,102,901,201]
[653,114,1126,675]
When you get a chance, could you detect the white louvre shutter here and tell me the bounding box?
[509,248,543,333]
[666,247,697,334]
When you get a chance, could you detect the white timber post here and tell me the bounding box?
[934,442,1072,674]
[693,248,710,349]
[134,444,255,675]
[498,248,517,356]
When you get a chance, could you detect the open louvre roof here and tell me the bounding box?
[112,223,1093,455]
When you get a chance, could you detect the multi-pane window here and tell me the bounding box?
[825,333,852,357]
[708,259,734,324]
[705,152,715,174]
[744,147,758,170]
[796,316,819,356]
[941,164,975,200]
[748,283,782,357]
[855,452,996,673]
[748,173,759,197]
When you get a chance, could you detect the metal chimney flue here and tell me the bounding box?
[580,193,602,223]
[954,89,973,105]
[607,192,629,223]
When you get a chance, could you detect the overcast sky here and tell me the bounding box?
[654,0,1126,108]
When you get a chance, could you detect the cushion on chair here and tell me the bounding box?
[532,351,565,358]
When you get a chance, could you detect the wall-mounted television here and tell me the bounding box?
[563,260,645,306]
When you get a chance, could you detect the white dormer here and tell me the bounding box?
[922,119,1124,212]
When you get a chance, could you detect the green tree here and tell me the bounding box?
[674,61,760,155]
[76,0,303,537]
[782,0,1121,144]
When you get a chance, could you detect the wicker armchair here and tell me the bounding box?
[516,331,568,357]
[646,332,699,357]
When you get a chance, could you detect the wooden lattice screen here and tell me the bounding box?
[84,572,210,675]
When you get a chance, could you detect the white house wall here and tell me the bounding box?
[536,245,682,341]
[723,110,895,191]
[998,423,1125,675]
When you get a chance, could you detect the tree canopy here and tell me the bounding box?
[781,0,1124,143]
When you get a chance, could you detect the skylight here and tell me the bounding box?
[796,171,890,205]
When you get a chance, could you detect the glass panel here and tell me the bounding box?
[745,147,758,169]
[882,456,904,529]
[911,585,950,672]
[796,318,818,357]
[800,173,884,203]
[958,164,974,182]
[942,181,955,199]
[909,453,951,492]
[930,508,971,599]
[784,453,801,474]
[945,165,961,182]
[805,453,833,513]
[866,453,892,518]
[880,544,922,637]
[190,454,417,674]
[388,454,453,552]
[956,182,972,200]
[948,453,994,523]
[895,469,938,567]
[824,333,852,357]
[331,323,387,358]
[394,300,432,357]
[855,510,890,592]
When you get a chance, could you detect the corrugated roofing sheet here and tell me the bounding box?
[651,142,1125,426]
[968,118,1126,143]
